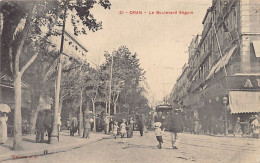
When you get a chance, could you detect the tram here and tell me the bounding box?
[154,104,173,130]
[156,104,173,114]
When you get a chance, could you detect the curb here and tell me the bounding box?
[0,135,110,162]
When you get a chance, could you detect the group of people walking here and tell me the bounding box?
[154,109,184,149]
[67,114,142,139]
[34,108,185,150]
[112,116,140,139]
[233,114,260,138]
[68,114,94,138]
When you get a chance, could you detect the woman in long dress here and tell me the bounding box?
[0,113,8,144]
[127,117,134,138]
[251,115,260,138]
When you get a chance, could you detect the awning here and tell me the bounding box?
[229,91,260,114]
[206,45,237,80]
[252,40,260,57]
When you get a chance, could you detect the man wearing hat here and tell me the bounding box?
[169,109,184,149]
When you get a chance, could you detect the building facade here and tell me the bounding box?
[170,0,260,134]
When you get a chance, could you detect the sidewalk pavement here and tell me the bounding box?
[0,130,110,162]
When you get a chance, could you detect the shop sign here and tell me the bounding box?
[226,76,260,90]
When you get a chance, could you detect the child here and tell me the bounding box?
[113,121,119,139]
[120,119,127,138]
[154,122,163,149]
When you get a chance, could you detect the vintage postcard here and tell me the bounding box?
[0,0,260,162]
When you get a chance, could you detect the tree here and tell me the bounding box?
[22,41,59,134]
[0,2,54,149]
[101,46,147,116]
[0,0,111,150]
[85,67,102,132]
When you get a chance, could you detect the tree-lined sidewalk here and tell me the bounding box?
[0,130,109,162]
[0,0,111,150]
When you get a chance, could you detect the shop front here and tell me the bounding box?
[226,75,260,114]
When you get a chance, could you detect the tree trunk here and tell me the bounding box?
[114,102,117,114]
[12,4,37,150]
[113,92,119,114]
[13,72,23,150]
[105,101,107,114]
[51,61,62,143]
[78,89,83,136]
[29,93,41,135]
[92,99,96,132]
[86,93,90,112]
[29,108,39,135]
[59,98,63,113]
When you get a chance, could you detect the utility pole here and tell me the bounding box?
[108,52,114,116]
[51,4,68,143]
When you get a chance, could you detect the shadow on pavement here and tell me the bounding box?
[0,144,12,150]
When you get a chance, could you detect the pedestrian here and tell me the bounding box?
[138,115,144,136]
[66,118,70,130]
[44,110,53,144]
[127,117,134,138]
[154,122,164,149]
[83,115,91,138]
[249,115,256,135]
[70,116,78,136]
[120,119,127,138]
[35,111,45,143]
[194,117,200,135]
[251,115,260,139]
[90,117,94,131]
[104,115,110,134]
[113,121,119,139]
[231,115,239,137]
[0,112,8,144]
[238,116,249,137]
[169,109,184,149]
[109,117,114,133]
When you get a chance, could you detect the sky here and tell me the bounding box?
[66,0,212,106]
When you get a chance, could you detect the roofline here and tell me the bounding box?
[202,7,212,24]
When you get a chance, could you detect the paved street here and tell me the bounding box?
[4,131,260,163]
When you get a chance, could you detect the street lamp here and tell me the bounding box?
[222,96,228,136]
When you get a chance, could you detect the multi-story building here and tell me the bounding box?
[170,0,260,134]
